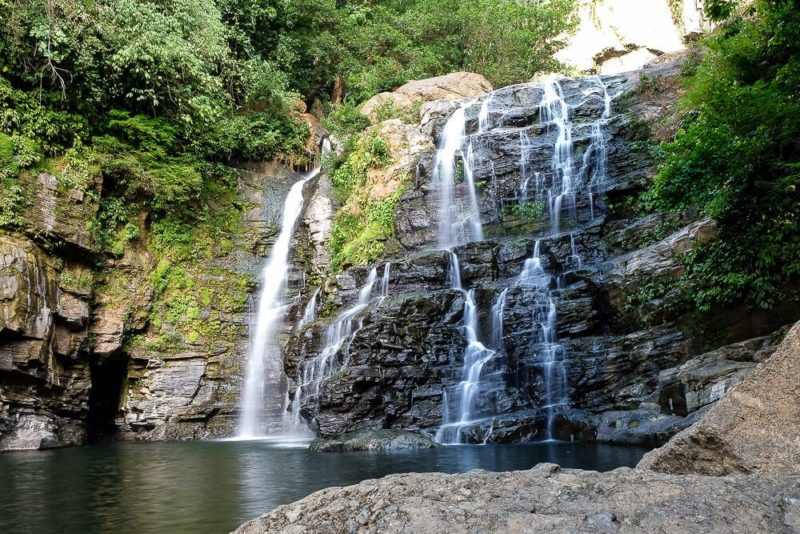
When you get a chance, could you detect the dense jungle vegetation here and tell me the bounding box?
[0,0,576,259]
[0,0,797,315]
[646,0,800,311]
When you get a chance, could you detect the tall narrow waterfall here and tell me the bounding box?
[238,171,315,438]
[433,106,484,249]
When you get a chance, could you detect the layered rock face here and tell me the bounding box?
[282,54,799,446]
[0,161,304,449]
[0,173,99,450]
[639,320,800,475]
[235,462,800,534]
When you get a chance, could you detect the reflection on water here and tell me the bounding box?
[0,440,647,534]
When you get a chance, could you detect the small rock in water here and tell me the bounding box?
[309,429,438,453]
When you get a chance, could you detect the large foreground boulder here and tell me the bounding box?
[638,321,800,475]
[234,463,800,533]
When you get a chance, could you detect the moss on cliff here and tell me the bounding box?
[328,132,409,273]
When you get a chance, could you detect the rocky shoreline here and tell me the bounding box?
[236,321,800,532]
[235,464,800,533]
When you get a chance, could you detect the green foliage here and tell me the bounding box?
[59,271,93,292]
[644,0,800,310]
[331,133,392,201]
[503,201,545,221]
[231,0,578,103]
[624,273,685,328]
[329,188,406,273]
[328,129,406,272]
[324,103,371,137]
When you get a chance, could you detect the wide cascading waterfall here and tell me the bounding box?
[431,76,612,444]
[238,171,316,439]
[287,263,391,432]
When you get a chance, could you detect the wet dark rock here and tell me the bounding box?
[284,57,800,449]
[309,429,438,452]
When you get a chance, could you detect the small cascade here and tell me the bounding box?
[238,170,316,438]
[433,106,484,249]
[515,240,569,441]
[582,77,612,220]
[540,78,575,234]
[435,286,507,445]
[518,130,533,203]
[379,262,391,298]
[538,297,567,440]
[436,248,510,444]
[478,94,493,134]
[287,264,391,432]
[569,234,582,269]
[297,288,320,330]
[516,240,550,288]
[490,289,509,351]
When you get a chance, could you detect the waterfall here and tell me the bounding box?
[238,170,316,439]
[478,95,491,133]
[570,233,582,269]
[433,106,484,249]
[584,77,612,221]
[540,78,575,234]
[490,289,508,351]
[287,264,391,432]
[519,130,532,203]
[435,287,507,445]
[514,240,568,441]
[379,262,391,298]
[297,288,320,330]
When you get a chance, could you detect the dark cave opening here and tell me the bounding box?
[88,357,128,442]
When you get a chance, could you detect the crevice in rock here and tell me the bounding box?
[87,356,128,442]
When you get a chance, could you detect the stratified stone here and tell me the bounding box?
[639,321,800,475]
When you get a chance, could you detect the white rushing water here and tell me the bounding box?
[540,78,575,234]
[515,240,568,440]
[431,77,614,444]
[436,253,508,444]
[286,263,391,432]
[297,287,320,330]
[433,106,484,249]
[238,170,317,439]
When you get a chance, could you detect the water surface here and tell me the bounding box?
[0,440,648,534]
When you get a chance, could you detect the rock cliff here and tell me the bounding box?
[280,52,799,447]
[0,159,306,449]
[639,320,800,475]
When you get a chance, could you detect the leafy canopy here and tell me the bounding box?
[645,0,800,310]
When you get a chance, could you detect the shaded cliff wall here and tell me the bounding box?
[0,158,303,450]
